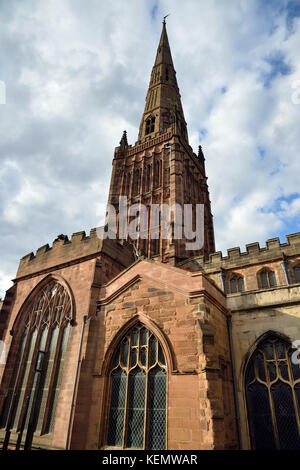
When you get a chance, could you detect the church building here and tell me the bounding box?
[0,21,300,451]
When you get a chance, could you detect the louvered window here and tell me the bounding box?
[0,280,72,438]
[145,117,155,135]
[106,323,167,450]
[245,334,300,449]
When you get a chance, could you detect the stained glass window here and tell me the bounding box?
[106,323,167,450]
[245,334,300,449]
[0,280,72,438]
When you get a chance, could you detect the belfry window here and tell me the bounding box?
[0,280,72,438]
[106,323,167,450]
[145,116,155,135]
[165,67,169,81]
[245,334,300,449]
[260,269,276,289]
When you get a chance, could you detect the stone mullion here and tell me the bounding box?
[262,350,280,449]
[4,326,32,433]
[40,324,64,435]
[143,331,150,450]
[122,333,132,449]
[18,289,53,433]
[17,322,43,432]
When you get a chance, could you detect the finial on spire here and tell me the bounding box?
[163,14,170,25]
[120,130,128,149]
[198,145,205,165]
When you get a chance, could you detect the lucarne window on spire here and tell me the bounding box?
[145,116,155,135]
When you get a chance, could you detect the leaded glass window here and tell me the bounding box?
[245,334,300,449]
[0,280,72,438]
[106,323,167,450]
[230,275,244,293]
[260,269,277,289]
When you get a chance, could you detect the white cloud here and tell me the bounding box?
[0,0,300,296]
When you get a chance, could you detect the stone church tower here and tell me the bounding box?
[0,21,300,451]
[107,20,215,262]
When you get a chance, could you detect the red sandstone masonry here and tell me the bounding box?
[0,236,135,450]
[68,259,238,450]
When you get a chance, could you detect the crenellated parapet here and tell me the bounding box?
[179,232,300,273]
[16,228,135,279]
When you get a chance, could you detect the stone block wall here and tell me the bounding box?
[228,284,300,449]
[70,261,238,450]
[0,235,135,449]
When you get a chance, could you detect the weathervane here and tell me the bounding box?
[163,14,170,25]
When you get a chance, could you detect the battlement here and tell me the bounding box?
[16,228,135,279]
[180,232,300,273]
[114,126,197,162]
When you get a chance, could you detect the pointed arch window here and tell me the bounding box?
[229,274,245,294]
[294,265,300,283]
[259,268,277,289]
[0,280,72,438]
[145,116,155,135]
[245,334,300,449]
[106,323,167,450]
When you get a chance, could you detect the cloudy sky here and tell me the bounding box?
[0,0,300,297]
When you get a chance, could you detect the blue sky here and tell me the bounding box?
[0,0,300,296]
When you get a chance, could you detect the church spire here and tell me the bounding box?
[137,20,188,143]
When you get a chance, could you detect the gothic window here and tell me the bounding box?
[294,266,300,283]
[259,268,277,289]
[0,280,72,437]
[145,116,155,135]
[229,275,245,293]
[245,334,300,450]
[106,323,167,450]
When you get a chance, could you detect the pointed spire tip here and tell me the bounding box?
[163,13,170,25]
